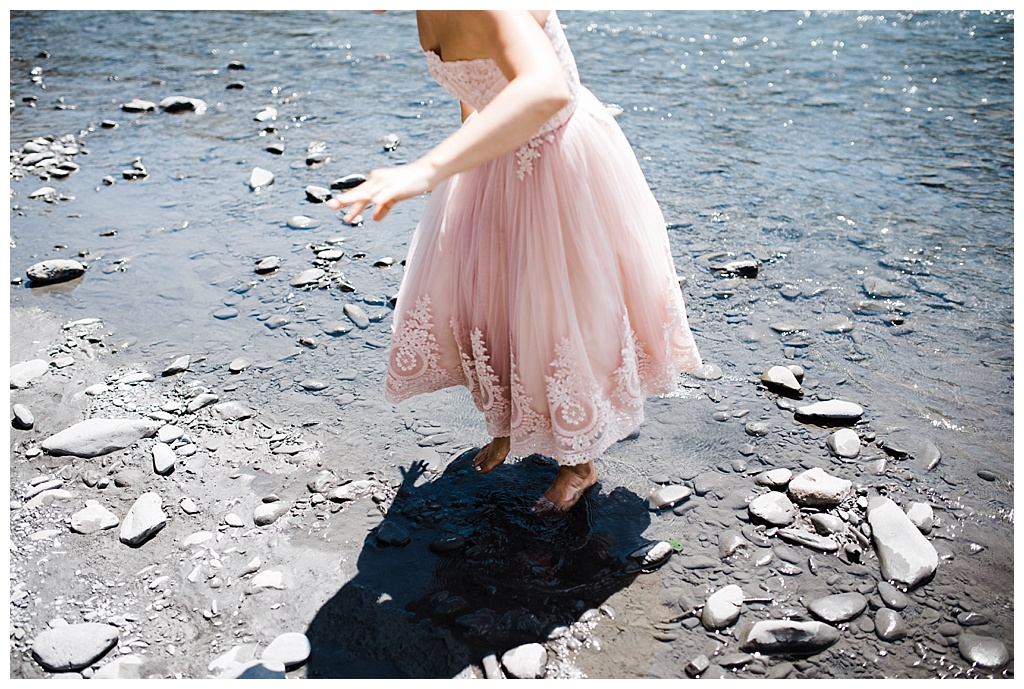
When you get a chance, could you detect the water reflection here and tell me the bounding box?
[304,450,655,678]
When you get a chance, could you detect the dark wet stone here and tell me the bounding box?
[958,634,1010,669]
[937,622,961,637]
[711,258,761,278]
[874,608,907,641]
[806,592,867,624]
[331,173,367,190]
[158,95,207,113]
[737,620,840,655]
[429,535,466,555]
[876,581,909,610]
[976,470,997,482]
[956,611,989,627]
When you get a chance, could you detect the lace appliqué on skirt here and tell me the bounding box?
[384,295,460,401]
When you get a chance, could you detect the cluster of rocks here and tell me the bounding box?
[631,360,1011,678]
[8,314,414,678]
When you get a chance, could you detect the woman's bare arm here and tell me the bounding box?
[329,10,570,222]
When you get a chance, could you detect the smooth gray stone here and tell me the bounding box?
[213,401,254,421]
[305,185,331,203]
[162,355,190,376]
[159,95,207,113]
[261,632,311,669]
[749,491,797,527]
[807,592,868,623]
[253,501,289,526]
[957,611,989,627]
[776,528,840,552]
[501,643,547,679]
[92,654,144,679]
[331,173,367,190]
[701,584,744,630]
[794,399,864,423]
[70,500,119,534]
[630,541,673,569]
[287,215,319,230]
[27,258,87,284]
[905,502,934,534]
[290,268,326,287]
[120,98,155,112]
[691,470,731,497]
[719,530,748,558]
[41,418,161,458]
[249,167,274,190]
[31,623,119,672]
[809,513,847,536]
[119,492,166,547]
[12,403,35,429]
[152,443,176,475]
[737,620,840,655]
[876,581,909,610]
[827,428,861,458]
[688,362,723,381]
[186,393,219,413]
[760,365,803,398]
[254,256,280,274]
[958,634,1010,669]
[219,659,286,679]
[648,484,692,509]
[867,496,938,589]
[788,467,851,507]
[228,357,251,373]
[11,359,49,388]
[753,468,792,489]
[863,275,906,298]
[328,479,376,502]
[874,608,907,641]
[344,303,370,329]
[375,521,411,547]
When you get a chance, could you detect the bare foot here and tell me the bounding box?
[472,436,510,474]
[533,461,597,513]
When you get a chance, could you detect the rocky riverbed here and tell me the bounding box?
[8,296,1014,678]
[8,9,1015,679]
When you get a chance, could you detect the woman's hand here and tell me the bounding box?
[327,159,437,222]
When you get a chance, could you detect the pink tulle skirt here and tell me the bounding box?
[384,88,702,466]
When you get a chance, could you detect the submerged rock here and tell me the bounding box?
[958,633,1010,670]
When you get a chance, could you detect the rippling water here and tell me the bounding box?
[9,10,1014,481]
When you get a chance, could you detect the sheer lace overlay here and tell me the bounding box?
[383,11,703,466]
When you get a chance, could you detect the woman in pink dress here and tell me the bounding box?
[330,10,702,513]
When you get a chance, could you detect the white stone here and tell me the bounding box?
[70,500,119,534]
[827,428,861,458]
[748,491,797,526]
[41,418,161,458]
[261,632,311,669]
[501,643,547,679]
[220,659,286,679]
[254,501,289,526]
[10,359,49,388]
[648,484,692,509]
[208,644,258,673]
[249,167,274,190]
[867,496,938,589]
[213,401,254,421]
[905,502,934,535]
[328,479,376,502]
[760,365,803,396]
[152,442,176,475]
[31,623,119,672]
[250,570,288,591]
[788,467,851,507]
[753,468,792,489]
[180,531,215,549]
[119,492,166,547]
[794,399,864,422]
[92,654,144,679]
[701,584,745,630]
[157,424,185,443]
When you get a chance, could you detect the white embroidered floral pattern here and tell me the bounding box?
[384,295,459,401]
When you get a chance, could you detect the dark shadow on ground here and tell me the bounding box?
[303,449,658,678]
